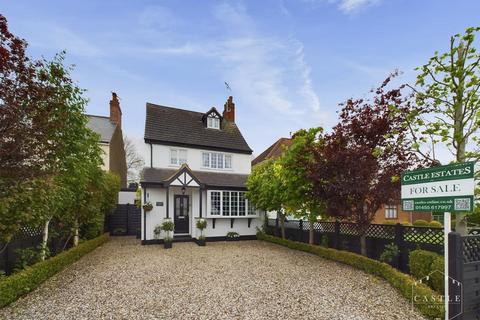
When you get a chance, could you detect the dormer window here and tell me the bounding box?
[204,107,222,129]
[207,116,220,129]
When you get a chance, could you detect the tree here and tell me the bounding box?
[0,15,73,241]
[278,128,326,244]
[310,73,421,255]
[405,27,480,235]
[124,135,145,183]
[246,160,287,238]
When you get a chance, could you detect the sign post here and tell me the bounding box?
[401,162,475,320]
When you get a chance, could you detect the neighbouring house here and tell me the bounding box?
[86,92,128,188]
[140,96,262,244]
[253,137,433,224]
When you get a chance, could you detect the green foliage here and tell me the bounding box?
[161,219,174,242]
[409,250,439,283]
[153,225,162,239]
[196,218,207,230]
[13,247,43,272]
[410,27,480,164]
[257,232,443,319]
[0,234,109,308]
[320,235,329,247]
[409,249,444,293]
[112,228,126,235]
[379,243,399,265]
[383,220,397,225]
[430,256,445,293]
[428,220,443,228]
[413,219,429,227]
[226,232,240,239]
[278,128,326,221]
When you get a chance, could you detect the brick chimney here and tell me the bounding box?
[223,96,235,122]
[110,92,122,128]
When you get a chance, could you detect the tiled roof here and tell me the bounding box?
[251,137,292,166]
[144,103,252,154]
[142,167,248,188]
[86,115,117,143]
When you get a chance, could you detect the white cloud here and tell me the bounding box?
[301,0,381,14]
[137,3,321,118]
[338,0,381,13]
[30,26,103,58]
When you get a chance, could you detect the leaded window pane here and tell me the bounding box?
[211,192,221,215]
[222,191,230,216]
[231,192,238,216]
[239,192,246,216]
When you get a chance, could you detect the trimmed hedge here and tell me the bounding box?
[413,219,429,227]
[0,233,109,308]
[409,249,444,293]
[258,232,443,319]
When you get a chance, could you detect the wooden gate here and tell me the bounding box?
[106,204,141,236]
[449,232,480,320]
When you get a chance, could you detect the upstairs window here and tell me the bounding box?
[385,204,397,219]
[170,148,187,165]
[202,152,232,169]
[207,116,220,129]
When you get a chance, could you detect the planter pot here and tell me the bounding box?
[164,241,172,249]
[196,238,206,246]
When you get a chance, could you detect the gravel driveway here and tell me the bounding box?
[0,237,425,320]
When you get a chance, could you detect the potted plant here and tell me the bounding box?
[196,218,207,246]
[161,218,174,249]
[142,202,153,212]
[226,231,240,241]
[153,224,162,240]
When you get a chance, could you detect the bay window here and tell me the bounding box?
[208,190,257,217]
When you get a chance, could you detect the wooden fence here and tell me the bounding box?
[266,219,445,273]
[0,226,43,275]
[449,232,480,320]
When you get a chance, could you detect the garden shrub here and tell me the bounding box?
[13,247,43,272]
[257,232,443,319]
[409,249,444,293]
[430,256,445,293]
[428,220,443,228]
[320,235,329,247]
[382,220,396,225]
[413,219,429,227]
[409,249,442,288]
[379,243,399,265]
[0,233,109,308]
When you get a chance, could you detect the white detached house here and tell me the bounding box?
[140,96,261,244]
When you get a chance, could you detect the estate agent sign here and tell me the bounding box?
[401,162,475,212]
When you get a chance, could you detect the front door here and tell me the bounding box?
[174,195,189,234]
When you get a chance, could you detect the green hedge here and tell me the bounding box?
[257,232,443,319]
[409,249,444,293]
[0,233,109,308]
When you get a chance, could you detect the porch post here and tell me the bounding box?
[166,187,169,218]
[143,187,147,242]
[199,187,202,218]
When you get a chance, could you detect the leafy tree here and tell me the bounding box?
[310,73,421,255]
[246,160,287,238]
[278,128,326,244]
[405,27,480,234]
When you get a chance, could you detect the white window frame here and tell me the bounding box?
[385,204,398,219]
[207,117,220,129]
[201,151,233,170]
[207,190,258,218]
[170,148,187,166]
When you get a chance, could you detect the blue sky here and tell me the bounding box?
[2,0,480,158]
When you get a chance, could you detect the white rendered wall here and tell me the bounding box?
[142,186,261,240]
[148,144,252,175]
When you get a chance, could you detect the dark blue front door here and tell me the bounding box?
[174,195,189,234]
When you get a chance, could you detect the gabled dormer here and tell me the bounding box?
[203,107,222,130]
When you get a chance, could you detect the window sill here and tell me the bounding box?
[206,215,259,219]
